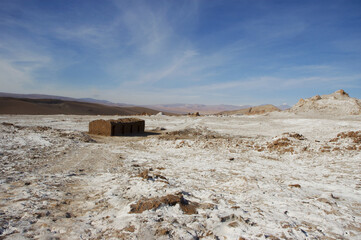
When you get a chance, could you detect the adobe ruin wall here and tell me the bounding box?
[89,118,145,136]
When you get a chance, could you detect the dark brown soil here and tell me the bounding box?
[337,131,361,144]
[159,128,223,140]
[267,137,294,153]
[129,193,198,215]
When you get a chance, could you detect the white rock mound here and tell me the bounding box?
[290,89,361,115]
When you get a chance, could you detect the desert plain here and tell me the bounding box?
[0,111,360,240]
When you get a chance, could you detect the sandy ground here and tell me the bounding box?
[0,113,360,239]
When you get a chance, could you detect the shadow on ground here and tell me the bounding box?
[119,131,161,137]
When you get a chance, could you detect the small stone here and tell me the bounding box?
[65,212,71,218]
[220,214,236,222]
[331,193,339,199]
[156,228,170,236]
[228,221,239,227]
[138,170,152,180]
[123,225,135,232]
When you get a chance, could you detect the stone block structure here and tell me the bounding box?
[89,118,145,136]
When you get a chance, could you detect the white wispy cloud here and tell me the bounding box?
[121,6,170,55]
[55,26,110,46]
[281,65,332,72]
[127,50,198,85]
[0,60,33,92]
[0,35,52,93]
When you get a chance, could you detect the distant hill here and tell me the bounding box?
[0,92,132,107]
[0,92,290,114]
[0,97,164,115]
[277,104,291,110]
[289,89,361,115]
[219,104,281,115]
[145,104,252,114]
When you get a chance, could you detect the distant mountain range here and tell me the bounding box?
[0,92,291,115]
[143,104,253,114]
[277,103,292,111]
[0,92,132,107]
[147,103,291,114]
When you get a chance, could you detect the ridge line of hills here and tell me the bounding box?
[0,92,290,115]
[0,97,169,116]
[1,89,360,116]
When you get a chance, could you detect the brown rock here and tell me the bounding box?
[264,234,280,240]
[137,169,168,182]
[267,137,295,153]
[335,89,349,97]
[1,122,14,126]
[337,131,361,143]
[155,228,170,236]
[310,95,321,101]
[138,170,152,180]
[123,225,135,232]
[287,133,305,140]
[179,196,198,215]
[228,221,239,227]
[129,193,198,215]
[188,112,201,117]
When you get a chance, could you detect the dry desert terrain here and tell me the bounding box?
[0,113,360,239]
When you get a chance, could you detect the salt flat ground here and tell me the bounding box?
[0,113,360,240]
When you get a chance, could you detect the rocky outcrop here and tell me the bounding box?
[219,104,280,115]
[290,90,361,115]
[129,193,198,215]
[187,112,200,117]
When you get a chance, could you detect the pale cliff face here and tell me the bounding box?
[290,90,361,115]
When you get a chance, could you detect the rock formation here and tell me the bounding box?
[290,89,361,115]
[219,104,280,115]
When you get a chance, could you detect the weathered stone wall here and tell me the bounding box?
[89,118,145,136]
[89,120,112,136]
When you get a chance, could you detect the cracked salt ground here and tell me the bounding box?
[0,114,360,239]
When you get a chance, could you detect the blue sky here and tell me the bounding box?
[1,0,361,105]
